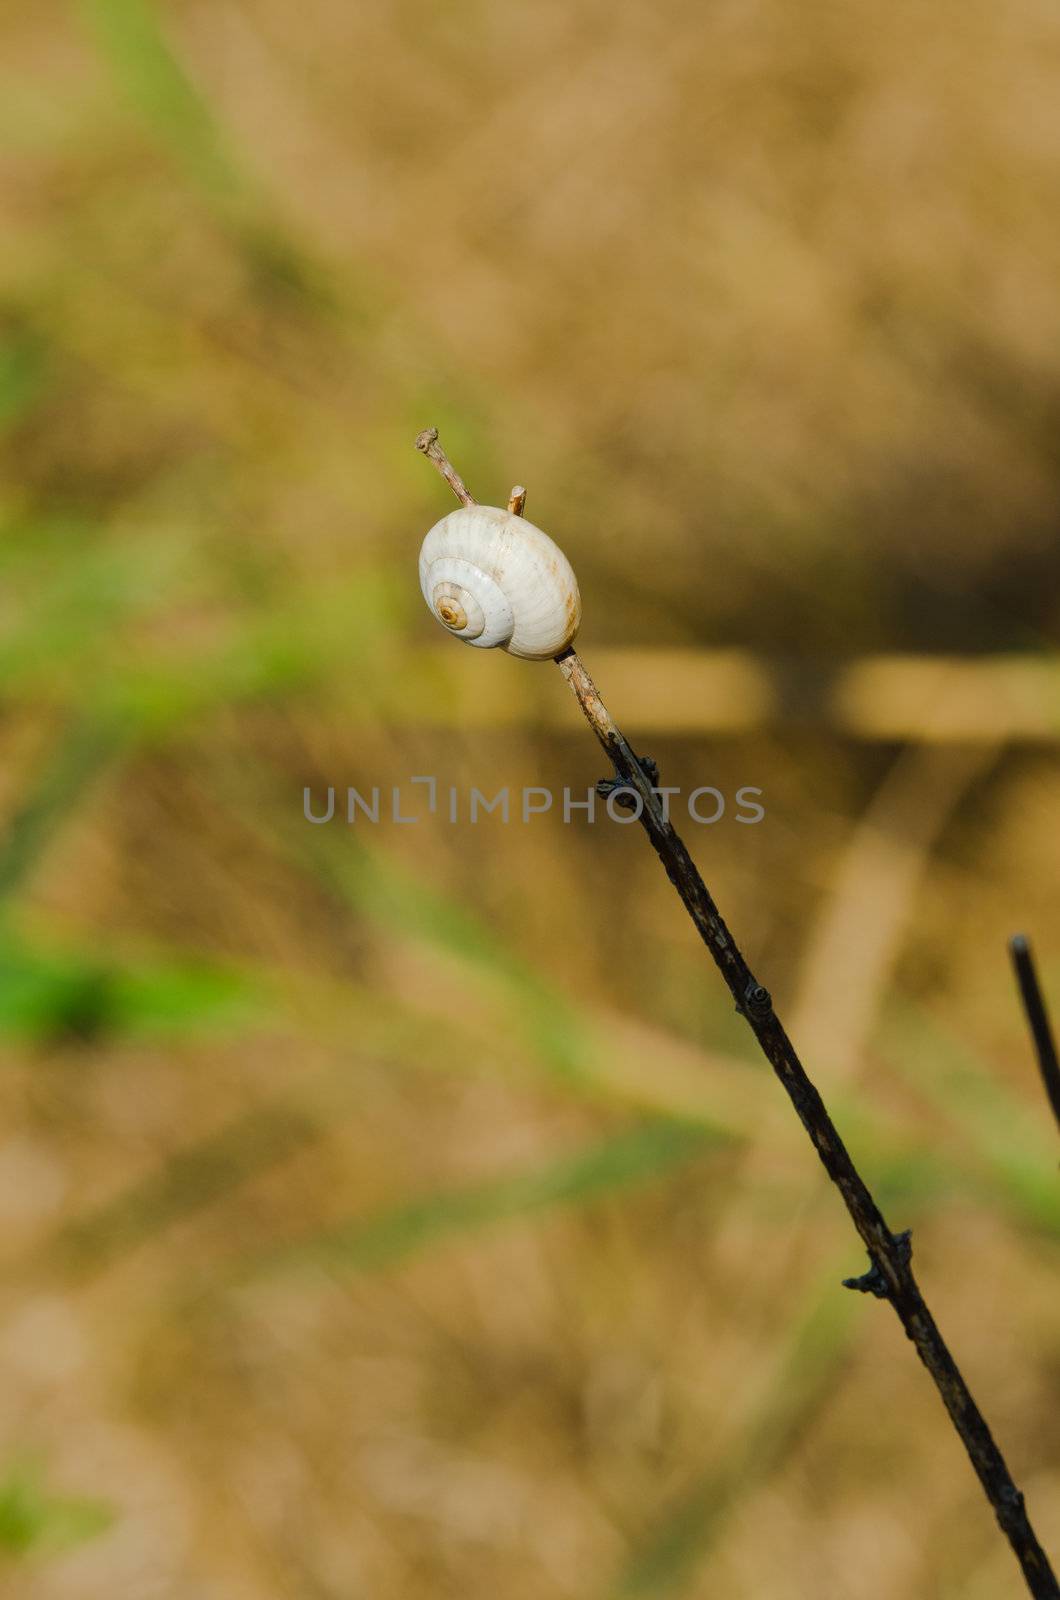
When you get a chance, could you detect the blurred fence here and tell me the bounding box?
[397,648,1060,738]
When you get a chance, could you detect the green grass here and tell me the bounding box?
[0,1457,113,1561]
[0,325,52,432]
[611,1265,863,1596]
[77,0,246,204]
[236,1116,728,1282]
[0,925,262,1043]
[876,999,1060,1238]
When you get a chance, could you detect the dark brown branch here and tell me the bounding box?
[1009,935,1060,1137]
[414,428,1059,1600]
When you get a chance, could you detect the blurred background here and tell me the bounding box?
[1,1,1059,1595]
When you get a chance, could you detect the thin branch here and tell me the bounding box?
[1009,934,1060,1137]
[415,428,1060,1600]
[415,427,474,508]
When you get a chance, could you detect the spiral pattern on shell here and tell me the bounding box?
[418,505,581,660]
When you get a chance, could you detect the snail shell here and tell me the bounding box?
[418,504,581,660]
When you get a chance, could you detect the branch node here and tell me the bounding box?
[596,754,659,810]
[843,1229,913,1298]
[743,982,773,1019]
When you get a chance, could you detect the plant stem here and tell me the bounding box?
[1009,935,1060,1138]
[414,428,1059,1599]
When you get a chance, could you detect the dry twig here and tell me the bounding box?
[1010,934,1060,1138]
[415,427,1059,1600]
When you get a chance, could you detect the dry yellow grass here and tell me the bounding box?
[0,1,1058,1596]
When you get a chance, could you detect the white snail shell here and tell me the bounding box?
[418,504,581,661]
